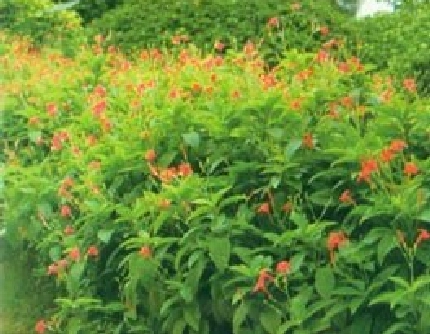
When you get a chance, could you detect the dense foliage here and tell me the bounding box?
[343,2,430,95]
[89,0,348,57]
[0,0,83,48]
[2,31,430,333]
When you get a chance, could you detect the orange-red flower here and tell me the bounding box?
[46,103,57,117]
[35,319,47,334]
[139,246,152,259]
[275,261,291,275]
[380,148,394,163]
[404,162,419,177]
[69,247,80,262]
[327,231,348,264]
[302,132,314,149]
[178,162,193,177]
[403,78,416,93]
[87,245,99,257]
[357,159,378,183]
[257,202,270,214]
[339,189,354,204]
[282,201,293,213]
[253,269,274,295]
[319,26,329,36]
[60,205,72,218]
[267,17,280,29]
[389,139,407,153]
[415,229,430,247]
[214,40,225,52]
[64,225,74,235]
[145,149,157,163]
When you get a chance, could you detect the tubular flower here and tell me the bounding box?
[357,159,378,183]
[327,231,348,264]
[339,189,354,205]
[415,229,430,247]
[404,162,419,177]
[276,261,291,275]
[253,269,274,295]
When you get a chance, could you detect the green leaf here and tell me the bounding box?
[172,319,187,334]
[207,237,230,271]
[49,245,62,261]
[267,128,284,139]
[97,229,113,243]
[182,131,200,148]
[184,305,200,331]
[260,310,282,334]
[315,267,335,299]
[377,233,397,265]
[285,139,302,159]
[417,209,430,222]
[233,302,249,334]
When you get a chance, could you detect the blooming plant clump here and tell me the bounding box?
[2,29,430,334]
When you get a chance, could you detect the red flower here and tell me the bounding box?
[357,159,378,183]
[139,246,152,259]
[403,78,416,93]
[69,247,80,262]
[339,189,354,204]
[327,231,348,264]
[337,62,350,73]
[47,264,58,276]
[87,245,99,257]
[253,269,274,295]
[315,49,329,63]
[257,202,270,214]
[267,17,280,29]
[415,229,430,246]
[380,148,394,163]
[57,259,68,269]
[93,85,106,97]
[404,162,419,177]
[159,198,171,209]
[302,132,314,149]
[276,261,291,275]
[35,319,47,334]
[214,40,225,52]
[46,103,58,117]
[389,139,407,153]
[60,205,72,218]
[320,26,329,36]
[28,116,40,126]
[145,149,156,163]
[92,100,107,117]
[282,201,293,213]
[64,225,74,235]
[178,162,193,177]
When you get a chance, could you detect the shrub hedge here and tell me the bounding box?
[342,2,430,96]
[89,0,349,55]
[2,32,430,333]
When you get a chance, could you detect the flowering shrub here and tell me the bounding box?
[88,0,348,58]
[0,0,83,50]
[2,31,430,333]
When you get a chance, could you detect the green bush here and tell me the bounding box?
[343,2,430,95]
[71,0,123,24]
[89,0,349,57]
[0,0,85,56]
[3,32,430,333]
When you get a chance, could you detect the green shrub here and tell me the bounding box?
[0,0,84,53]
[71,0,123,24]
[3,32,430,333]
[343,2,430,95]
[89,0,349,57]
